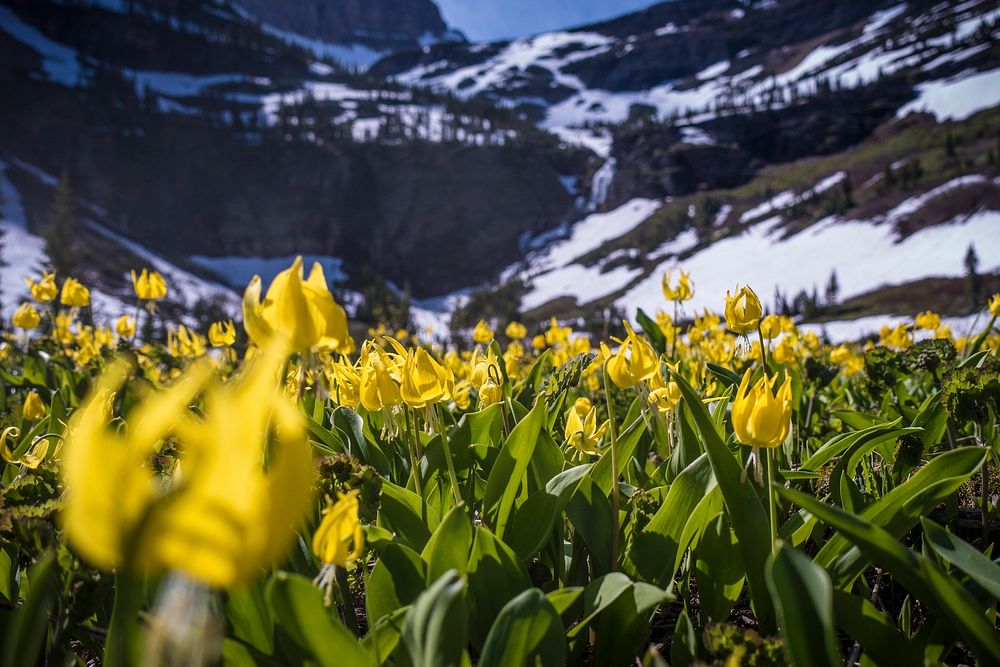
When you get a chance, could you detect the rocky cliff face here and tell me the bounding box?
[235,0,454,51]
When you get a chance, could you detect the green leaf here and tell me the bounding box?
[831,591,921,667]
[483,400,546,539]
[479,589,566,667]
[626,453,717,587]
[694,513,745,624]
[421,505,474,583]
[816,447,987,586]
[594,580,672,665]
[225,581,274,655]
[765,544,840,667]
[362,607,408,665]
[706,363,741,388]
[566,475,613,575]
[220,638,284,667]
[636,308,666,356]
[591,409,646,496]
[669,609,698,667]
[801,418,903,471]
[465,525,532,648]
[921,517,1000,599]
[332,406,391,475]
[399,570,468,667]
[667,369,776,632]
[778,486,1000,664]
[1,551,56,667]
[380,480,439,551]
[507,464,589,560]
[266,572,374,667]
[366,544,427,627]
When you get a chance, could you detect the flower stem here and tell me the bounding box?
[404,407,423,497]
[767,447,777,556]
[602,364,620,572]
[756,326,769,377]
[437,404,462,506]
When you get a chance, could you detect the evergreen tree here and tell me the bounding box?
[46,172,78,276]
[965,244,980,310]
[825,270,840,307]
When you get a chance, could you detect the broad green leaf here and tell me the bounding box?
[627,453,717,586]
[831,590,920,667]
[801,418,903,471]
[669,609,698,667]
[765,544,839,667]
[479,589,566,667]
[507,464,589,559]
[1,551,56,667]
[465,525,532,648]
[591,399,645,495]
[566,572,633,639]
[694,513,745,623]
[817,447,987,585]
[366,544,426,627]
[566,475,613,574]
[483,400,546,538]
[636,308,666,355]
[594,580,672,665]
[779,486,1000,664]
[921,517,1000,599]
[362,607,408,665]
[668,369,776,633]
[380,480,439,551]
[266,572,374,667]
[399,571,468,667]
[225,580,274,655]
[421,505,474,583]
[220,638,283,667]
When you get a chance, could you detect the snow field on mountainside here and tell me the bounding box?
[615,210,1000,322]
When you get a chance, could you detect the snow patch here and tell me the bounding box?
[897,68,1000,121]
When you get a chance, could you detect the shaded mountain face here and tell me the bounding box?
[235,0,454,51]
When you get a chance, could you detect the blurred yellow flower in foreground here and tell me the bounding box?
[60,342,314,588]
[732,369,792,449]
[243,256,349,354]
[116,314,136,338]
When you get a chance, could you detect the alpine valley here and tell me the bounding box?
[1,0,998,340]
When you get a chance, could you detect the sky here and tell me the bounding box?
[434,0,656,41]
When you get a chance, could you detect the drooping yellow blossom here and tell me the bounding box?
[452,379,472,410]
[400,347,454,409]
[505,321,527,339]
[208,320,236,347]
[470,346,502,389]
[358,342,402,411]
[724,284,762,335]
[168,324,207,358]
[989,293,1000,317]
[531,334,546,350]
[880,324,913,351]
[661,269,694,302]
[648,383,682,415]
[60,278,90,308]
[564,397,609,458]
[759,314,782,340]
[61,342,314,588]
[326,358,361,409]
[472,319,494,344]
[312,491,365,568]
[732,369,792,449]
[772,336,797,366]
[479,378,503,407]
[23,391,47,421]
[116,314,136,338]
[242,256,349,353]
[934,325,952,340]
[131,269,168,301]
[1,427,51,469]
[25,271,58,303]
[13,302,40,330]
[604,321,659,389]
[914,311,941,331]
